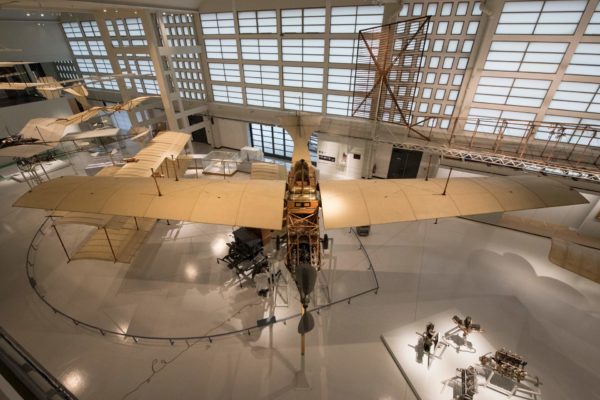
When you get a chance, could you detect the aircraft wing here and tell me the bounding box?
[0,144,54,158]
[319,175,588,230]
[62,127,120,141]
[0,82,32,90]
[14,176,286,230]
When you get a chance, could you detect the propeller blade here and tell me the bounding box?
[295,263,317,297]
[297,310,315,334]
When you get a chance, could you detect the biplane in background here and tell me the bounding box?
[13,114,588,354]
[0,95,159,159]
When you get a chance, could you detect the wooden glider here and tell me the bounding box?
[14,173,584,231]
[11,117,590,351]
[51,131,193,263]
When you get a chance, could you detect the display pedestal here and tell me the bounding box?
[381,309,538,400]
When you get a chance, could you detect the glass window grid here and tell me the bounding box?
[566,43,600,76]
[283,66,323,89]
[326,94,356,116]
[485,41,568,73]
[330,5,384,33]
[249,123,294,159]
[55,60,80,81]
[105,18,148,47]
[62,22,83,38]
[328,68,355,91]
[81,21,101,37]
[585,2,600,35]
[465,107,537,137]
[282,39,325,63]
[281,8,326,33]
[535,115,600,146]
[117,52,160,95]
[245,87,280,108]
[243,65,279,86]
[212,84,243,104]
[62,21,121,92]
[158,14,204,101]
[496,1,586,35]
[240,39,278,61]
[283,91,323,112]
[329,40,359,64]
[474,77,551,108]
[200,12,235,34]
[549,81,600,113]
[204,39,238,60]
[209,63,241,82]
[238,10,277,34]
[162,13,198,47]
[398,1,483,128]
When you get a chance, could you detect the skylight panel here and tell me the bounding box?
[327,95,354,116]
[549,82,600,112]
[474,77,550,107]
[246,88,280,108]
[240,39,278,61]
[237,10,277,34]
[212,84,243,104]
[208,63,240,82]
[566,43,600,76]
[485,41,567,73]
[201,13,235,34]
[331,5,384,33]
[585,2,600,34]
[204,39,238,60]
[282,39,324,62]
[496,1,584,35]
[284,91,322,112]
[243,65,279,86]
[281,8,325,33]
[283,66,323,89]
[329,40,358,64]
[328,68,355,91]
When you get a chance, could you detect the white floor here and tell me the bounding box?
[0,147,599,400]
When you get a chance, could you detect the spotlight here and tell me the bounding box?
[40,13,44,16]
[103,9,107,12]
[26,12,31,16]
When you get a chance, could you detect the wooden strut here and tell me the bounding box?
[442,167,453,196]
[171,155,179,181]
[150,168,163,196]
[301,307,306,356]
[52,224,71,262]
[425,154,432,181]
[103,227,117,263]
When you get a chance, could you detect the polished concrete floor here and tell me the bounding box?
[0,144,599,400]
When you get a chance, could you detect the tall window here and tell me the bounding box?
[249,123,318,163]
[250,123,295,158]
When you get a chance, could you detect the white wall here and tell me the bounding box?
[0,97,76,137]
[212,118,249,150]
[0,21,71,63]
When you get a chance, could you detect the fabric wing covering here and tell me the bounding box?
[14,176,286,231]
[319,175,588,230]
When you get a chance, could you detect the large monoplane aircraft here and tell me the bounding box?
[13,114,588,353]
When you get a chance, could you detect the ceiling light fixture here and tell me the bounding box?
[26,12,31,16]
[40,13,44,17]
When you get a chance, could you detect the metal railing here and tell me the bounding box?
[25,217,379,344]
[0,327,77,400]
